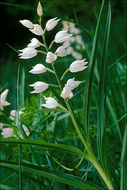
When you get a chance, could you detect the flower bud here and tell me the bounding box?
[29,24,44,36]
[29,81,49,93]
[55,30,72,43]
[29,64,47,74]
[69,59,88,73]
[55,46,66,57]
[19,47,37,59]
[19,19,33,29]
[0,89,10,110]
[37,1,43,16]
[46,52,57,63]
[42,97,58,109]
[46,17,60,31]
[27,38,41,48]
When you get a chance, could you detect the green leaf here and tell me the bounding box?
[120,125,127,190]
[97,2,111,162]
[0,138,88,160]
[0,160,103,190]
[83,0,105,136]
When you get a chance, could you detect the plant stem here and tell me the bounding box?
[37,50,47,55]
[60,69,69,81]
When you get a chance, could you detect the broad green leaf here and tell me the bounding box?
[0,160,103,190]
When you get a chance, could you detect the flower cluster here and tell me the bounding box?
[62,21,85,59]
[18,2,88,109]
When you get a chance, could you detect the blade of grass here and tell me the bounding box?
[97,1,111,167]
[120,125,127,190]
[83,0,105,136]
[0,160,103,190]
[0,138,88,160]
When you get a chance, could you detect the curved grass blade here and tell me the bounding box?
[120,125,127,190]
[0,161,103,190]
[97,1,111,164]
[83,0,105,136]
[0,138,88,160]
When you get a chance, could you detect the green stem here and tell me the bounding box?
[51,62,62,88]
[37,50,47,55]
[60,69,69,81]
[42,29,48,52]
[46,67,55,74]
[49,84,60,88]
[49,40,55,50]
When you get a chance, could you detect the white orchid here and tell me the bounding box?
[42,97,58,109]
[69,59,88,73]
[1,128,14,138]
[46,17,60,31]
[29,81,49,93]
[46,52,57,63]
[19,19,34,29]
[10,109,24,120]
[55,30,72,43]
[29,24,44,36]
[0,89,10,110]
[29,64,47,74]
[55,46,66,57]
[27,38,41,48]
[61,87,73,99]
[66,78,81,90]
[19,47,37,59]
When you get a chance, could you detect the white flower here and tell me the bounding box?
[29,24,44,36]
[55,30,72,43]
[46,17,60,31]
[0,89,10,110]
[10,110,24,120]
[27,38,41,48]
[1,128,14,138]
[42,97,58,109]
[46,52,57,63]
[19,47,37,59]
[69,59,88,73]
[61,87,73,99]
[19,19,34,29]
[55,46,66,57]
[37,1,43,16]
[29,81,49,93]
[66,78,81,90]
[29,64,47,74]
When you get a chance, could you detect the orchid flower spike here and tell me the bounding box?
[55,30,72,43]
[29,24,44,36]
[42,97,58,109]
[69,59,88,73]
[27,38,41,48]
[46,52,57,63]
[37,1,43,16]
[0,89,10,110]
[46,17,60,31]
[29,81,49,93]
[19,47,37,59]
[55,46,66,57]
[19,19,34,29]
[29,64,47,74]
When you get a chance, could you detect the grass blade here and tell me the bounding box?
[120,125,127,190]
[97,1,111,163]
[0,160,103,190]
[83,0,105,136]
